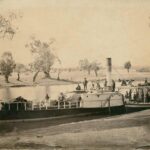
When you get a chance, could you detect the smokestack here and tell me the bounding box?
[106,58,112,86]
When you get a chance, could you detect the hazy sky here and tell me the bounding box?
[0,0,150,67]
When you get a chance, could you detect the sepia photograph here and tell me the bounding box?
[0,0,150,149]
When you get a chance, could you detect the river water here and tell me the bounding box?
[0,80,141,102]
[0,84,77,102]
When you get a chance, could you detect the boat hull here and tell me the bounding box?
[125,103,150,113]
[0,105,125,121]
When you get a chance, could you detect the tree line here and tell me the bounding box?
[0,49,132,83]
[0,38,60,83]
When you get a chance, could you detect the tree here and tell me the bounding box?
[79,59,100,76]
[124,61,131,73]
[79,59,91,75]
[29,59,44,82]
[26,37,60,81]
[0,12,22,39]
[0,52,15,83]
[57,69,62,80]
[90,61,100,76]
[14,63,26,81]
[0,13,21,83]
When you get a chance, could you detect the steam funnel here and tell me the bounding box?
[106,58,112,86]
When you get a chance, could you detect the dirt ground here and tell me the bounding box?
[0,110,150,150]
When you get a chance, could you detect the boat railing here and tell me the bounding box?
[36,100,81,110]
[32,99,111,110]
[0,93,123,111]
[0,99,108,111]
[0,101,33,111]
[0,100,81,111]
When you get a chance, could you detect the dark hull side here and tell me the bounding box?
[0,105,125,121]
[125,104,150,113]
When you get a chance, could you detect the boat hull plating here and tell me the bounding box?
[0,105,125,121]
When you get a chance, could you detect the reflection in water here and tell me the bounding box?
[0,84,77,102]
[3,87,12,101]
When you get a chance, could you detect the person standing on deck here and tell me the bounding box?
[147,89,150,102]
[83,78,88,91]
[143,87,148,103]
[132,89,136,101]
[129,89,132,101]
[125,91,129,99]
[90,82,95,90]
[76,83,81,91]
[145,78,148,85]
[45,94,50,101]
[96,81,101,90]
[112,80,116,92]
[58,92,66,102]
[138,88,144,102]
[104,79,107,87]
[45,94,50,108]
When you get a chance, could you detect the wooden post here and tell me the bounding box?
[17,103,19,111]
[69,101,71,108]
[8,103,10,111]
[76,101,78,108]
[39,102,41,110]
[64,101,66,109]
[108,99,111,115]
[24,103,26,111]
[58,101,60,109]
[32,103,34,110]
[144,87,147,103]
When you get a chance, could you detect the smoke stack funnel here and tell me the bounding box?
[106,58,112,86]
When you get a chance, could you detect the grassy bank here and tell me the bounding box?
[0,72,77,88]
[0,69,150,88]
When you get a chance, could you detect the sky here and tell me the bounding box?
[0,0,150,67]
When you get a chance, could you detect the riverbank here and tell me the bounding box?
[0,73,77,88]
[0,69,150,88]
[0,110,150,149]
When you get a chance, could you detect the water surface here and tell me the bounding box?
[0,80,141,102]
[0,84,77,102]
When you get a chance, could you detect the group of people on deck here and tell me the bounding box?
[43,78,150,106]
[124,78,150,102]
[76,78,116,92]
[125,87,150,102]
